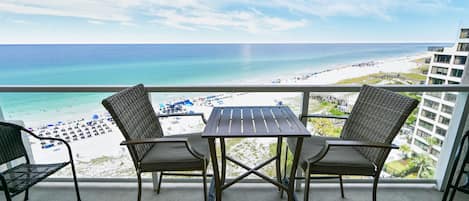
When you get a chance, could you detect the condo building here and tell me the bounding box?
[411,28,469,160]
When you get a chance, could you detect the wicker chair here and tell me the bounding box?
[287,85,419,201]
[0,122,81,201]
[102,84,210,201]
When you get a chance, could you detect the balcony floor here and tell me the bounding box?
[2,182,469,201]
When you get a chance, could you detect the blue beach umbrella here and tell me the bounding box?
[92,114,99,120]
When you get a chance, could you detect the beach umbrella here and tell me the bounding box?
[184,99,193,106]
[92,114,99,120]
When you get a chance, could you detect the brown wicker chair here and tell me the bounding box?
[102,84,210,201]
[287,85,419,201]
[0,122,81,201]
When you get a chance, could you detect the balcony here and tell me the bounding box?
[1,84,469,201]
[428,46,445,52]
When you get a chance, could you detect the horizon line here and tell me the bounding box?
[0,41,453,45]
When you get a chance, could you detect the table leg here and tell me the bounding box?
[220,138,226,185]
[208,138,222,201]
[288,137,303,201]
[276,137,283,191]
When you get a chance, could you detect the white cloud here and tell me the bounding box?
[0,0,454,32]
[0,0,133,22]
[236,0,454,20]
[88,20,104,25]
[149,5,307,33]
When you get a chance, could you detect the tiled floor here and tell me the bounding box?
[2,182,469,201]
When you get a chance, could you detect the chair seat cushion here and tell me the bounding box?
[140,132,209,171]
[287,136,376,176]
[0,162,69,194]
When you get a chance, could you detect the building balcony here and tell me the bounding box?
[428,46,445,52]
[1,84,469,201]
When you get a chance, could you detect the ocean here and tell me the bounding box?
[0,43,443,125]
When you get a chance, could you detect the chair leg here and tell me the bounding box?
[203,163,208,201]
[23,188,29,201]
[137,171,142,201]
[372,176,379,201]
[156,171,163,194]
[4,191,12,201]
[70,162,82,201]
[339,175,345,198]
[304,165,311,201]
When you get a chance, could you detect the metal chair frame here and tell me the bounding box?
[0,121,81,201]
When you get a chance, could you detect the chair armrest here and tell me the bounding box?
[306,140,398,163]
[157,112,207,124]
[120,137,205,160]
[0,121,76,163]
[300,114,349,121]
[326,140,399,149]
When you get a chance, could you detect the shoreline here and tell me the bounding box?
[3,52,430,128]
[24,52,431,177]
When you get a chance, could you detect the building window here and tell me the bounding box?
[460,29,469,39]
[426,92,442,99]
[454,56,467,65]
[416,129,431,138]
[435,127,447,137]
[424,99,440,110]
[414,139,429,151]
[448,81,460,84]
[421,109,437,120]
[441,104,454,114]
[431,66,448,75]
[430,149,440,157]
[419,120,434,131]
[434,54,452,63]
[457,43,469,52]
[429,77,445,85]
[444,93,458,103]
[450,69,464,78]
[438,116,451,125]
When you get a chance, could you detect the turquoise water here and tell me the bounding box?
[0,43,443,122]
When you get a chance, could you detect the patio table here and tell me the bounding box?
[202,106,310,201]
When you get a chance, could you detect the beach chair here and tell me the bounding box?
[102,84,209,201]
[0,122,81,201]
[286,85,419,201]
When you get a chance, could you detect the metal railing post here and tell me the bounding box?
[301,91,310,125]
[296,91,310,191]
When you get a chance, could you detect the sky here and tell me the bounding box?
[1,0,469,44]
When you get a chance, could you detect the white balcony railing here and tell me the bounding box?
[1,84,469,191]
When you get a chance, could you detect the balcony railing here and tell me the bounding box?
[428,46,445,52]
[1,84,469,191]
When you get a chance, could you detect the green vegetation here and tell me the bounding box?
[336,72,426,85]
[384,153,435,179]
[309,118,342,137]
[384,160,409,176]
[336,74,382,84]
[329,107,346,116]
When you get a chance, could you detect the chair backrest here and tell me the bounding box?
[341,85,419,167]
[102,84,164,162]
[0,122,28,165]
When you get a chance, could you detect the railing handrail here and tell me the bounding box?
[0,84,469,93]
